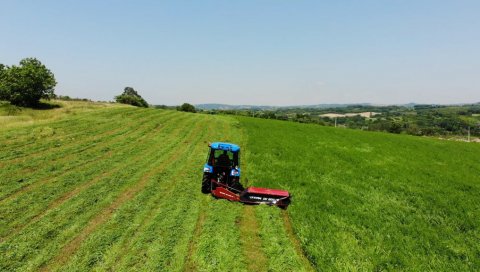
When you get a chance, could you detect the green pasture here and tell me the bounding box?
[239,116,480,271]
[0,102,478,271]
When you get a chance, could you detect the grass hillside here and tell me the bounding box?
[0,103,251,271]
[0,100,125,128]
[239,117,480,271]
[0,101,478,271]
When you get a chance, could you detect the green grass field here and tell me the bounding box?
[240,117,480,271]
[1,101,478,271]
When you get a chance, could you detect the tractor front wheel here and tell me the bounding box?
[230,178,245,192]
[201,173,211,194]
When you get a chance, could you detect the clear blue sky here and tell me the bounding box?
[1,1,479,105]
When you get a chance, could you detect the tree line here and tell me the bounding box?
[0,58,197,113]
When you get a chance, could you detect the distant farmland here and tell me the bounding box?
[1,101,479,271]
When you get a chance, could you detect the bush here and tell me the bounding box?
[115,87,148,107]
[177,103,196,113]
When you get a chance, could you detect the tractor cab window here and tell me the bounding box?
[208,149,239,167]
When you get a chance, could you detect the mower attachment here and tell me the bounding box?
[211,180,290,208]
[240,187,291,208]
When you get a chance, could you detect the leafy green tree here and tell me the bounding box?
[177,103,196,113]
[115,87,148,107]
[0,58,56,107]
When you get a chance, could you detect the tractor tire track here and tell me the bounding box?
[40,114,205,272]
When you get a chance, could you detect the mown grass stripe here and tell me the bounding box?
[0,106,133,139]
[238,206,268,272]
[218,117,272,272]
[62,116,214,271]
[184,203,207,271]
[0,108,152,184]
[0,107,139,156]
[107,119,214,270]
[182,116,249,271]
[0,112,191,240]
[0,108,154,169]
[0,114,200,271]
[0,109,174,201]
[0,112,191,242]
[37,114,204,271]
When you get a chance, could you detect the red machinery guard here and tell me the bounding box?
[211,187,240,201]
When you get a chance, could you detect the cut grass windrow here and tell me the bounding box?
[184,196,208,272]
[0,108,147,164]
[238,206,268,272]
[0,108,152,187]
[59,117,216,271]
[0,109,162,179]
[0,112,192,242]
[40,114,208,272]
[223,119,272,272]
[1,113,172,209]
[0,109,176,202]
[0,106,131,143]
[1,113,202,271]
[0,112,193,241]
[0,107,138,158]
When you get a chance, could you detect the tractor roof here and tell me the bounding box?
[210,142,240,152]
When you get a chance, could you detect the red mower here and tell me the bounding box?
[202,142,291,208]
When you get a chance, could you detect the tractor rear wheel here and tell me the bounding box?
[201,173,211,194]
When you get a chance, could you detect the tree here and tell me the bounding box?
[0,58,56,107]
[0,64,6,100]
[115,87,148,107]
[177,103,196,113]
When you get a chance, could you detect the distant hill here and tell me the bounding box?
[196,102,480,110]
[195,103,372,110]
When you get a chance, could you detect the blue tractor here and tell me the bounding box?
[202,142,245,193]
[202,142,291,208]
